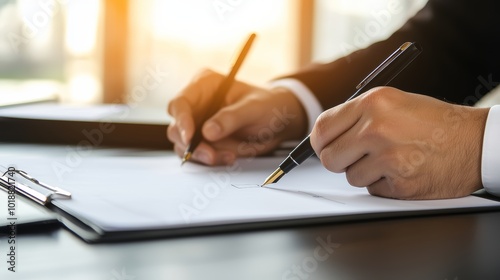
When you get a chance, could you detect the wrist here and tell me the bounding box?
[461,107,489,192]
[269,79,323,134]
[269,87,308,140]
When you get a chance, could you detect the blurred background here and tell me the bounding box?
[0,0,427,111]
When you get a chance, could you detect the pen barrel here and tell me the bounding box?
[271,42,422,181]
[184,34,256,158]
[279,136,315,173]
[353,42,422,97]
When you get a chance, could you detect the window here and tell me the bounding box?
[0,0,428,108]
[126,0,428,109]
[126,0,300,108]
[313,0,427,62]
[0,0,101,105]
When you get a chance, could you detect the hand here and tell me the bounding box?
[167,69,307,165]
[310,87,489,200]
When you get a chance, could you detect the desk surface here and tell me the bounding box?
[1,144,500,280]
[1,212,500,280]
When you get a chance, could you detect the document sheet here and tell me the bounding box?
[1,151,498,232]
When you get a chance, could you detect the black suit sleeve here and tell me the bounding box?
[282,0,500,109]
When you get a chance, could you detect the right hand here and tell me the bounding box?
[167,69,308,166]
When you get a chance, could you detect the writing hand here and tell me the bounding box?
[167,69,307,165]
[310,87,489,199]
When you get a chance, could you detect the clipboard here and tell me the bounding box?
[1,167,72,205]
[2,158,500,244]
[0,168,63,232]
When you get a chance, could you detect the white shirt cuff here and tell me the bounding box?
[269,79,323,133]
[482,105,500,196]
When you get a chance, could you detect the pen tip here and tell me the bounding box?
[181,152,192,166]
[261,168,285,187]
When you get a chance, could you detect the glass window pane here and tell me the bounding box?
[0,0,101,106]
[313,0,428,62]
[127,0,299,108]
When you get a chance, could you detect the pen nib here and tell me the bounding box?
[261,168,285,187]
[181,152,192,166]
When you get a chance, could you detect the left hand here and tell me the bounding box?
[310,87,489,200]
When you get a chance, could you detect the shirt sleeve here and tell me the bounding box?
[269,78,323,133]
[482,105,500,196]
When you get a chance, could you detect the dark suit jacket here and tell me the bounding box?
[286,0,500,109]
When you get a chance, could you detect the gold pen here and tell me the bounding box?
[181,33,257,165]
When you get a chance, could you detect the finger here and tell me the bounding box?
[366,174,417,199]
[195,134,281,166]
[167,122,183,146]
[167,97,195,144]
[344,154,385,187]
[310,98,363,155]
[174,141,213,165]
[173,143,186,158]
[202,97,262,142]
[210,136,281,158]
[365,178,395,198]
[175,140,232,166]
[317,119,369,173]
[174,142,226,165]
[181,69,225,106]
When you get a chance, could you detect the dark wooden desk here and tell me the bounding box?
[1,145,499,280]
[1,210,500,279]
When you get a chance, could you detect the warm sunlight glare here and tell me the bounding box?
[150,0,286,47]
[68,74,100,103]
[65,0,100,56]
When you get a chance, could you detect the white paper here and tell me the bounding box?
[1,151,498,232]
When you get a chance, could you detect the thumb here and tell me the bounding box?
[202,99,261,142]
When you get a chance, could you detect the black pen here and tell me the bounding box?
[262,42,422,186]
[181,33,256,165]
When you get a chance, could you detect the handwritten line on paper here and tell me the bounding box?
[297,191,346,205]
[231,184,262,189]
[230,184,345,204]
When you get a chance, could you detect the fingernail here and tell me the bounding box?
[196,151,211,165]
[204,121,221,139]
[222,152,235,165]
[181,129,187,144]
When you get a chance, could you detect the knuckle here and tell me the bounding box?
[367,186,381,197]
[314,112,331,139]
[196,68,215,78]
[166,124,178,140]
[387,177,417,199]
[359,120,390,142]
[360,86,395,109]
[367,186,395,199]
[361,86,385,102]
[345,168,362,186]
[319,149,342,173]
[167,97,180,115]
[168,96,192,118]
[194,68,222,84]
